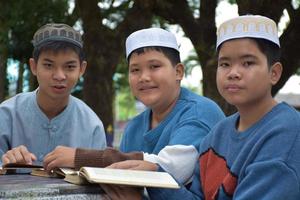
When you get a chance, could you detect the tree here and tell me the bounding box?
[75,0,155,145]
[0,0,10,101]
[1,0,71,97]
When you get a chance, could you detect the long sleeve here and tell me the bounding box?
[74,147,143,170]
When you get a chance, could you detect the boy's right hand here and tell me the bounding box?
[43,146,75,172]
[1,145,37,165]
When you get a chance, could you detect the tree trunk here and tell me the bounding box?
[0,52,7,102]
[76,0,154,146]
[16,59,25,94]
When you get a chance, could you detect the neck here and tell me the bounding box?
[36,91,69,120]
[237,96,277,132]
[151,89,180,129]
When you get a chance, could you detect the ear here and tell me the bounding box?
[175,63,184,81]
[79,61,87,77]
[29,58,37,76]
[270,62,282,85]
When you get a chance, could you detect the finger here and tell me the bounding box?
[108,160,139,169]
[3,151,17,164]
[2,155,12,165]
[12,148,26,163]
[43,154,56,171]
[30,153,37,161]
[19,146,34,164]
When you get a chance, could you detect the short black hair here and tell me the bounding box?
[127,46,181,66]
[254,38,281,67]
[32,41,85,63]
[217,38,281,69]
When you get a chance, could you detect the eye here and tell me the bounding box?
[130,68,139,73]
[243,61,255,67]
[150,64,161,69]
[43,63,52,69]
[65,65,76,70]
[218,62,230,68]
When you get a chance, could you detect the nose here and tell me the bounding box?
[52,68,66,81]
[227,65,241,80]
[138,70,150,82]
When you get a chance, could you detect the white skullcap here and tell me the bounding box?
[216,15,280,49]
[125,27,179,59]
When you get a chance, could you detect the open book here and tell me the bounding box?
[1,164,179,189]
[64,167,180,189]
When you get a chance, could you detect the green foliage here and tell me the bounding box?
[7,0,70,60]
[114,56,137,120]
[116,86,137,121]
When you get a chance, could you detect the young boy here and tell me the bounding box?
[43,28,224,188]
[0,23,107,166]
[115,15,300,200]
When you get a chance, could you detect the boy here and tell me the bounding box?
[43,28,224,189]
[0,23,107,166]
[114,15,300,200]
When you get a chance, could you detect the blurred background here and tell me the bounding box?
[1,0,299,146]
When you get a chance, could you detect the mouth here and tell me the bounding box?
[52,85,67,92]
[139,86,158,91]
[225,84,241,92]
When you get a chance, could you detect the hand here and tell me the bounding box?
[43,146,75,172]
[108,160,158,171]
[101,184,142,200]
[2,145,37,165]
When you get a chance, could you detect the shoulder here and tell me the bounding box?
[0,91,34,110]
[179,87,224,113]
[175,87,225,124]
[266,103,300,131]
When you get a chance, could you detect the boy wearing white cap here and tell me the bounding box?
[0,24,107,167]
[143,15,300,200]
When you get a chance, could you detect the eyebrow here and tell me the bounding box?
[42,58,78,65]
[218,54,258,61]
[129,59,162,67]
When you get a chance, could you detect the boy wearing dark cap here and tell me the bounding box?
[0,23,106,166]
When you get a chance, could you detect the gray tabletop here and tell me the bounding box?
[0,174,106,200]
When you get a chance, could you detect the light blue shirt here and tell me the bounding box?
[0,90,107,165]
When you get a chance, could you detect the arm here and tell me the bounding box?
[92,122,107,149]
[143,145,198,184]
[0,108,36,165]
[2,145,37,165]
[43,146,143,171]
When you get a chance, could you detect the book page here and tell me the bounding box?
[81,167,180,189]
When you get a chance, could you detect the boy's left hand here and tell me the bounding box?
[101,184,142,200]
[43,146,75,172]
[108,160,158,171]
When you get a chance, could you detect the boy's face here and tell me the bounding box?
[216,38,281,108]
[128,49,183,110]
[29,49,86,103]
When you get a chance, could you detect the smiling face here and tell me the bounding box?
[128,49,183,112]
[216,38,281,110]
[30,49,86,106]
